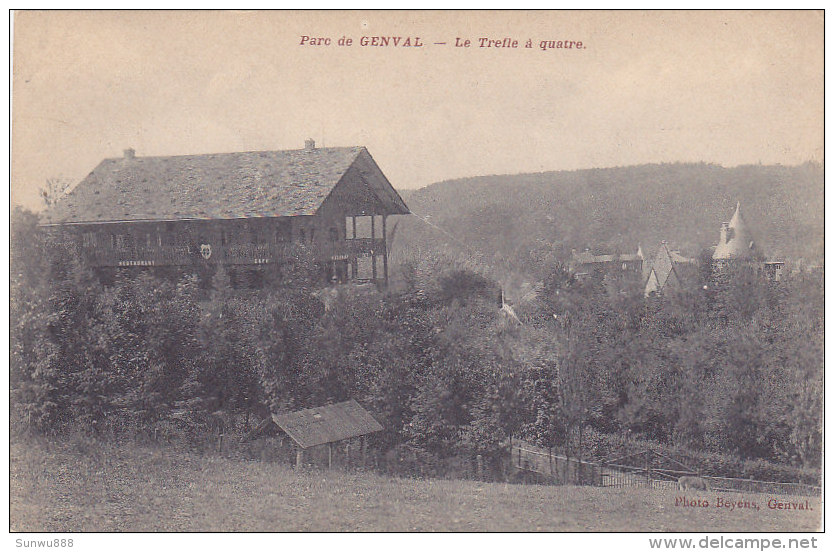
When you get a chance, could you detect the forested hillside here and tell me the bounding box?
[395,162,823,279]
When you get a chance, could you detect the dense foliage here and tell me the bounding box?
[11,207,822,483]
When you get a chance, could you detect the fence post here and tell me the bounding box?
[644,453,648,486]
[296,448,304,470]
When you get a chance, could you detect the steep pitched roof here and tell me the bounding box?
[271,399,383,449]
[643,242,692,296]
[646,244,676,293]
[713,202,756,260]
[669,250,696,264]
[42,146,405,225]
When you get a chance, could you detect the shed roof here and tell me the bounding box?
[41,146,408,225]
[271,399,383,449]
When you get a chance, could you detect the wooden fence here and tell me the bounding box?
[703,475,820,497]
[511,439,820,497]
[512,440,601,486]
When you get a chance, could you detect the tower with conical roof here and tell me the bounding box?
[711,201,767,278]
[712,202,756,261]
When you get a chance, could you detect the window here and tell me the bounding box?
[82,232,96,248]
[161,231,176,247]
[244,222,259,245]
[113,234,133,250]
[345,216,355,240]
[275,220,290,242]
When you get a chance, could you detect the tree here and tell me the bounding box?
[10,210,62,431]
[39,176,73,207]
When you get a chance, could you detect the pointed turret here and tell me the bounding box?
[712,201,756,260]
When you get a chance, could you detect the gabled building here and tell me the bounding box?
[569,246,644,280]
[643,241,697,297]
[40,141,410,286]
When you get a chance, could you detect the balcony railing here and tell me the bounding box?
[323,238,385,261]
[83,238,386,267]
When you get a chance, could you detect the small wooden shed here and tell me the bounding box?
[270,399,383,469]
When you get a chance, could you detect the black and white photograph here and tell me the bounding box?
[8,10,824,538]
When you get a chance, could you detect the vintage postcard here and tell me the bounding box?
[9,9,823,540]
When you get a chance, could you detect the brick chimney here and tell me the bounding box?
[304,138,316,151]
[123,148,136,160]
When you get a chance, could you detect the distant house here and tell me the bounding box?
[711,202,782,282]
[40,141,410,286]
[643,242,697,297]
[712,202,762,268]
[763,261,785,282]
[569,246,644,280]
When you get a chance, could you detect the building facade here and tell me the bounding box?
[569,247,644,281]
[40,141,410,287]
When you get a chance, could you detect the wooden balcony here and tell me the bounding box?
[82,238,386,268]
[323,238,385,261]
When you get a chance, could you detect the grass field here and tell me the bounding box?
[10,436,822,532]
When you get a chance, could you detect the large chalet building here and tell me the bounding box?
[40,141,410,287]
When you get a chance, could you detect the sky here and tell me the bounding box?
[11,10,823,211]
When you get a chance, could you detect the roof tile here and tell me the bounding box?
[42,146,366,224]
